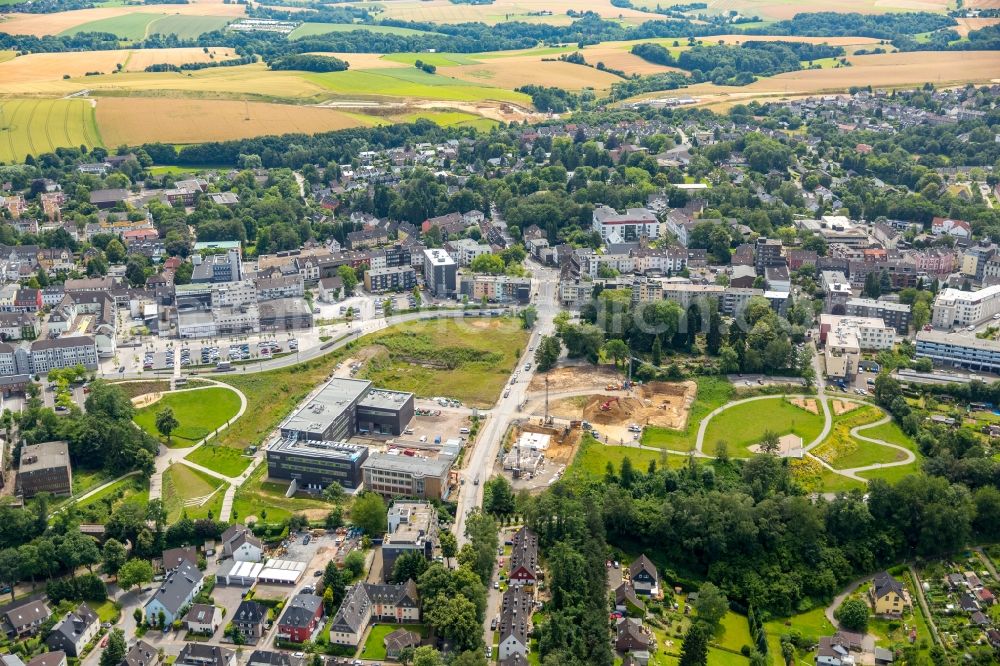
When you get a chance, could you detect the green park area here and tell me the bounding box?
[569,434,691,480]
[358,317,530,407]
[763,606,835,665]
[702,397,825,457]
[162,463,226,522]
[185,445,252,477]
[812,406,903,469]
[74,475,149,524]
[231,465,330,526]
[133,387,242,447]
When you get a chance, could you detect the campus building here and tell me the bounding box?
[361,453,452,500]
[932,285,1000,329]
[266,439,369,491]
[17,441,72,498]
[915,330,1000,374]
[278,378,415,441]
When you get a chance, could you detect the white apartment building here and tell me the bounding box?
[591,206,660,245]
[819,314,895,378]
[931,285,1000,329]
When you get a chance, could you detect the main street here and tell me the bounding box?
[453,260,561,548]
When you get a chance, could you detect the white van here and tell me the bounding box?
[459,427,470,434]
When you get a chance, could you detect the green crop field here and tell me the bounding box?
[703,397,825,457]
[289,22,435,39]
[60,13,231,40]
[0,98,102,163]
[60,13,160,39]
[148,15,233,39]
[304,69,531,104]
[133,386,242,447]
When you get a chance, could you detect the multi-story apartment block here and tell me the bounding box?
[591,206,659,245]
[932,285,1000,329]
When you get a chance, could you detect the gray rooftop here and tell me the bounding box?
[269,438,368,461]
[280,377,372,436]
[147,561,203,615]
[19,441,70,474]
[362,452,451,478]
[358,388,413,411]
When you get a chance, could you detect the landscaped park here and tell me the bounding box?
[132,385,243,447]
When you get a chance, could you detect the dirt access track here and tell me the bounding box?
[528,365,624,393]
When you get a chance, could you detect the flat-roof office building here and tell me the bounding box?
[423,249,457,299]
[266,439,369,490]
[278,378,414,441]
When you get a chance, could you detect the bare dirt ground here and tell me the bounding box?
[505,422,582,492]
[585,381,696,428]
[528,365,623,393]
[833,400,863,415]
[131,392,163,408]
[790,397,819,414]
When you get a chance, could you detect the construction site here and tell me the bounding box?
[501,419,583,491]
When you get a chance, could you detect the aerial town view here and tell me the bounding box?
[0,0,999,664]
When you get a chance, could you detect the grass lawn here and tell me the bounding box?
[162,463,226,522]
[92,599,120,623]
[569,435,693,480]
[703,397,825,457]
[133,387,242,447]
[359,624,427,661]
[184,445,252,477]
[706,648,749,665]
[358,318,530,407]
[72,469,112,496]
[74,475,149,523]
[764,606,833,665]
[714,612,753,653]
[231,464,331,525]
[856,461,920,484]
[641,376,733,451]
[813,407,903,470]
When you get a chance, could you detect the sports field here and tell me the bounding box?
[132,386,242,447]
[96,97,378,145]
[0,98,101,163]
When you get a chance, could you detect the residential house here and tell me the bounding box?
[317,276,343,303]
[869,571,909,616]
[383,628,420,659]
[615,618,651,654]
[161,546,198,572]
[874,648,894,666]
[221,524,263,563]
[231,600,267,640]
[183,604,221,635]
[3,600,50,638]
[508,527,539,588]
[45,604,98,657]
[175,644,234,666]
[960,592,980,613]
[278,594,324,643]
[497,587,531,660]
[329,581,420,647]
[245,653,303,666]
[628,555,659,596]
[122,640,159,666]
[931,217,971,239]
[614,583,645,617]
[144,561,205,626]
[25,653,66,666]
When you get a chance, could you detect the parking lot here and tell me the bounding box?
[129,337,302,373]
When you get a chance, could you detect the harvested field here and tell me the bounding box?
[953,17,1000,36]
[833,400,863,415]
[440,59,623,91]
[682,51,1000,107]
[0,49,238,87]
[700,0,949,20]
[0,3,245,36]
[372,0,654,25]
[96,97,376,145]
[789,397,818,414]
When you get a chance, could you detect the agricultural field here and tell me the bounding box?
[289,22,436,39]
[97,97,378,146]
[692,0,950,20]
[368,0,655,25]
[305,67,533,104]
[132,386,242,447]
[0,98,101,163]
[357,317,531,407]
[0,2,245,37]
[162,463,226,522]
[440,58,624,91]
[701,397,825,457]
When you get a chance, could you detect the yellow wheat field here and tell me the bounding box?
[0,2,244,36]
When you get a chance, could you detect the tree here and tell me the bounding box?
[323,482,344,503]
[534,335,561,372]
[155,407,179,443]
[338,264,358,296]
[0,549,20,600]
[439,531,457,566]
[424,594,481,652]
[412,646,445,666]
[603,339,629,368]
[470,254,505,275]
[651,335,662,366]
[913,300,930,332]
[344,550,365,579]
[679,623,709,666]
[351,492,387,535]
[323,560,346,605]
[707,310,723,355]
[100,629,127,666]
[759,430,780,455]
[105,239,126,264]
[116,558,153,594]
[483,476,515,516]
[391,551,430,584]
[835,598,869,632]
[693,582,728,629]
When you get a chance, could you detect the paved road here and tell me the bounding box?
[454,264,560,548]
